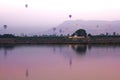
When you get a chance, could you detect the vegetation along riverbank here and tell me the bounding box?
[0,29,120,44]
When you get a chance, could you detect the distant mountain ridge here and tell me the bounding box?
[44,20,120,35]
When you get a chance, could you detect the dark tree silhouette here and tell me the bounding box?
[72,45,87,56]
[106,32,109,36]
[72,29,87,37]
[2,34,15,38]
[88,33,92,37]
[113,32,116,36]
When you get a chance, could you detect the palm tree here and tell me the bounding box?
[53,27,56,35]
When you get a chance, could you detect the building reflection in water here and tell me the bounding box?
[4,48,7,57]
[71,44,87,56]
[68,44,87,67]
[53,46,56,53]
[26,68,29,78]
[69,56,72,67]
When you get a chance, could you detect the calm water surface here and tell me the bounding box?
[0,44,120,80]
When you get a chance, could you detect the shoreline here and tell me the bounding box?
[0,36,120,44]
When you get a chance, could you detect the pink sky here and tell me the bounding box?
[0,0,120,34]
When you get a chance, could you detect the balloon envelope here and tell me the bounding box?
[25,4,28,8]
[69,15,72,18]
[3,25,7,29]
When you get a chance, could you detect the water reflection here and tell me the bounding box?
[0,45,14,58]
[68,44,87,67]
[71,44,87,55]
[52,44,65,53]
[69,56,72,67]
[26,68,29,78]
[0,44,120,80]
[88,44,120,49]
[1,44,120,59]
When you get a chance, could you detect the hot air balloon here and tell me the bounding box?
[53,27,56,32]
[69,14,72,19]
[25,4,28,8]
[96,25,99,28]
[3,25,7,29]
[59,29,62,33]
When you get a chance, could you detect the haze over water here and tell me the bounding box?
[0,44,120,80]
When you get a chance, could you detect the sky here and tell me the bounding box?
[0,0,120,35]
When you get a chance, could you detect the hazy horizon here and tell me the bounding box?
[0,0,120,35]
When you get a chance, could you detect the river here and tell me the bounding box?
[0,44,120,80]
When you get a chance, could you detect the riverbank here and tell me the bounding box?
[0,36,120,44]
